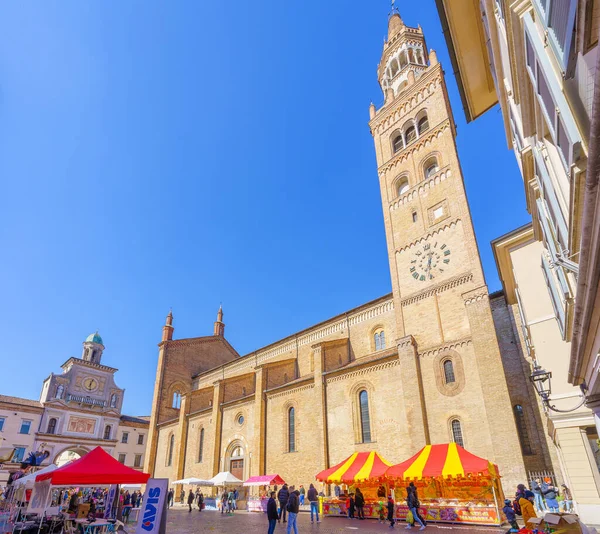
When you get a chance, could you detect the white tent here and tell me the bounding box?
[208,472,242,486]
[12,464,58,489]
[172,477,213,485]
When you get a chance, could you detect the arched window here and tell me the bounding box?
[405,125,417,144]
[443,360,456,384]
[400,50,408,68]
[110,394,118,408]
[390,61,398,77]
[451,419,464,447]
[417,114,429,135]
[167,434,174,466]
[513,405,533,455]
[55,385,64,399]
[47,418,57,434]
[423,157,440,179]
[392,134,404,153]
[198,428,205,463]
[172,391,182,409]
[103,425,112,440]
[397,178,410,196]
[288,407,296,452]
[374,331,386,351]
[408,48,416,63]
[359,390,372,443]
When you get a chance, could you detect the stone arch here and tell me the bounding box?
[349,381,376,445]
[168,381,187,410]
[433,349,466,397]
[392,173,411,198]
[283,400,298,453]
[447,416,466,448]
[420,151,442,180]
[370,324,386,352]
[54,445,90,467]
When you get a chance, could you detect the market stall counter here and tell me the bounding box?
[316,451,393,519]
[243,474,286,513]
[385,443,505,526]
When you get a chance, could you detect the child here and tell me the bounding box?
[379,500,386,523]
[348,493,355,519]
[503,499,519,532]
[387,495,396,528]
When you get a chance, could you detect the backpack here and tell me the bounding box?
[513,498,522,516]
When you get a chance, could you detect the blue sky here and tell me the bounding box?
[0,1,530,416]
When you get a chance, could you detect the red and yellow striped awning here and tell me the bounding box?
[316,451,392,484]
[384,443,498,480]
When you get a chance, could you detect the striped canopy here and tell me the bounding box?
[316,451,392,484]
[385,443,497,480]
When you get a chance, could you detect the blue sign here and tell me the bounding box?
[136,479,168,534]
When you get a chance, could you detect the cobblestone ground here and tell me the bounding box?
[164,507,506,534]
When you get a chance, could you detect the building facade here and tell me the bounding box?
[0,333,149,484]
[493,224,600,523]
[144,11,554,497]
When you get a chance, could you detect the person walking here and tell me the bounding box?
[531,479,545,512]
[278,484,290,523]
[543,482,559,512]
[347,493,355,519]
[387,495,396,528]
[267,491,278,534]
[221,491,228,514]
[307,483,320,523]
[286,487,300,534]
[355,487,365,520]
[187,489,195,513]
[299,485,305,506]
[180,488,185,505]
[197,491,204,511]
[503,499,519,531]
[406,483,426,530]
[167,488,174,508]
[561,484,573,512]
[519,491,537,530]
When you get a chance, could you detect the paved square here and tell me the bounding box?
[164,507,505,534]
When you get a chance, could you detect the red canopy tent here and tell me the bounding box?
[36,446,150,486]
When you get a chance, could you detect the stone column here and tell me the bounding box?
[252,368,267,476]
[211,380,224,476]
[175,393,191,480]
[397,335,429,449]
[312,345,329,470]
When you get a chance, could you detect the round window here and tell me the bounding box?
[237,415,244,425]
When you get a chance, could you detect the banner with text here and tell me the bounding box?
[135,478,168,534]
[104,484,119,520]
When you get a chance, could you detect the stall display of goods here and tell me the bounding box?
[384,443,504,526]
[243,474,286,513]
[316,451,392,518]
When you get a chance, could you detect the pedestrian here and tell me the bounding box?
[561,484,573,512]
[388,495,396,529]
[187,489,194,513]
[519,490,537,530]
[228,489,235,513]
[543,482,559,512]
[167,488,174,508]
[334,485,341,498]
[299,485,305,506]
[355,487,365,520]
[378,500,386,523]
[197,491,204,511]
[180,488,185,505]
[307,483,320,523]
[221,491,228,514]
[278,483,290,523]
[347,493,355,519]
[233,488,238,510]
[531,479,545,512]
[267,491,278,534]
[503,499,519,531]
[406,483,426,530]
[286,487,300,534]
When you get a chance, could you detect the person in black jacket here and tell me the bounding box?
[267,492,278,534]
[187,489,195,513]
[387,495,396,528]
[355,488,365,520]
[406,483,426,529]
[278,484,290,523]
[307,483,320,523]
[286,489,300,534]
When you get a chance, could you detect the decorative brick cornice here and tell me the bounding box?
[396,219,462,254]
[220,394,255,409]
[266,383,315,400]
[401,272,474,306]
[463,287,490,306]
[397,335,417,350]
[418,337,472,359]
[187,406,212,419]
[326,359,400,384]
[389,167,451,210]
[378,122,451,176]
[156,418,179,429]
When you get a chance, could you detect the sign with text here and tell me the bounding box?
[104,484,119,520]
[135,478,168,534]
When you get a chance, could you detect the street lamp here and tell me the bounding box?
[529,362,587,413]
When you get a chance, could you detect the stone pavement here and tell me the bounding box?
[164,507,506,533]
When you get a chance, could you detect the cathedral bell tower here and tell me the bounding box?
[368,9,528,488]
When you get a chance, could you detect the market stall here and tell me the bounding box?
[316,451,392,518]
[384,443,504,526]
[208,471,244,510]
[243,474,285,513]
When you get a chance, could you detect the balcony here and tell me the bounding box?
[66,394,107,407]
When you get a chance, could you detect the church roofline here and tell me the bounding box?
[191,292,394,380]
[60,357,118,373]
[160,334,240,359]
[0,394,43,410]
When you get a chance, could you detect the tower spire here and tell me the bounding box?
[213,304,225,337]
[162,309,174,342]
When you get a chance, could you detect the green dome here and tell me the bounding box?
[85,332,104,345]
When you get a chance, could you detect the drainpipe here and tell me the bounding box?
[569,48,600,384]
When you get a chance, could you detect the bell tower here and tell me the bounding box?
[369,10,529,488]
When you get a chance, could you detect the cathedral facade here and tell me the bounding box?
[145,12,557,494]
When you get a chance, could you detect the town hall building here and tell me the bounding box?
[144,11,561,494]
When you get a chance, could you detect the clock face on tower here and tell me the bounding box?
[409,242,451,281]
[83,377,98,392]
